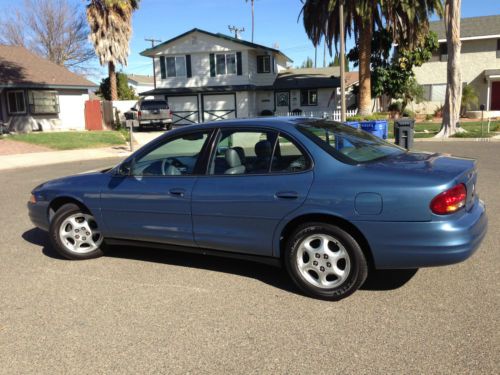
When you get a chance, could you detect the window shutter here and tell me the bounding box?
[257,56,263,73]
[209,54,215,77]
[236,52,242,75]
[160,56,166,79]
[186,55,192,78]
[272,57,275,73]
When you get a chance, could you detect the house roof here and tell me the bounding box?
[140,28,292,62]
[429,15,500,41]
[140,70,359,96]
[141,85,269,96]
[274,67,358,90]
[0,45,95,89]
[127,74,154,85]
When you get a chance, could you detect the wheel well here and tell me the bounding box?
[280,214,375,269]
[48,197,89,222]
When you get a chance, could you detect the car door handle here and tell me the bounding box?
[275,191,299,199]
[169,188,186,197]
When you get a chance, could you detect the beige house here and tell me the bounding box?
[413,15,500,116]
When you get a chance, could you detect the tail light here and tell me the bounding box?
[137,110,142,118]
[430,183,467,215]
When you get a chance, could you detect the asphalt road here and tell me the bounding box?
[0,142,498,374]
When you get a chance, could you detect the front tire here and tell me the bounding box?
[49,203,105,260]
[285,222,368,301]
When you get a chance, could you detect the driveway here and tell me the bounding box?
[0,142,498,374]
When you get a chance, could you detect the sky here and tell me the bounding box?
[0,0,499,83]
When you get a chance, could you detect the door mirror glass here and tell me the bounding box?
[117,160,133,176]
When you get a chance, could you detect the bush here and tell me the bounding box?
[388,101,402,113]
[434,104,444,118]
[260,110,273,116]
[425,114,433,121]
[402,109,416,118]
[346,114,387,122]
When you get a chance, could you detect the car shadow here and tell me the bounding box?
[23,228,418,295]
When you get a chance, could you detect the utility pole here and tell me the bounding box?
[145,38,161,89]
[339,2,346,122]
[228,25,245,39]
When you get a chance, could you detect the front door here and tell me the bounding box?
[100,130,212,246]
[275,91,290,114]
[491,81,500,110]
[192,129,313,256]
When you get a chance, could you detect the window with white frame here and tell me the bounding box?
[7,90,26,114]
[166,56,186,77]
[420,84,446,102]
[257,55,271,73]
[215,53,236,75]
[300,89,318,106]
[28,90,59,114]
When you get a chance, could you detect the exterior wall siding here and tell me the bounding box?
[413,38,500,113]
[152,31,284,89]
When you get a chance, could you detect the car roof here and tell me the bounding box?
[173,117,328,132]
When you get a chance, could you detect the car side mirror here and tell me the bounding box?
[130,107,137,111]
[117,160,133,176]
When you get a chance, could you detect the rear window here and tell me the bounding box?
[140,100,168,110]
[297,120,405,164]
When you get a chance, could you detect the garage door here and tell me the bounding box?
[202,94,236,122]
[166,95,199,125]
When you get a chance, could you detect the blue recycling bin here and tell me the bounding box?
[344,121,360,130]
[359,120,388,139]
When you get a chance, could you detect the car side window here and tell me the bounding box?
[132,131,209,176]
[209,130,278,175]
[271,134,310,173]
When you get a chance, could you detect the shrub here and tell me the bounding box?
[402,109,416,118]
[425,114,433,121]
[388,101,402,113]
[260,110,273,116]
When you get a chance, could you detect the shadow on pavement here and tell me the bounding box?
[23,227,418,295]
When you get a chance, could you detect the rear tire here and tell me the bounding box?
[49,203,105,260]
[285,222,368,301]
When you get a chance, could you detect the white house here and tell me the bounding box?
[0,45,96,132]
[413,15,500,117]
[140,28,358,124]
[126,74,154,95]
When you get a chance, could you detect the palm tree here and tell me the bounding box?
[86,0,140,101]
[437,0,463,137]
[302,0,442,116]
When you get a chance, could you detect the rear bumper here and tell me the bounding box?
[28,201,50,231]
[355,200,488,269]
[138,119,172,125]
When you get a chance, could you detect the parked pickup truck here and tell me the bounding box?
[129,99,173,130]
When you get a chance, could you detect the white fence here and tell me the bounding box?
[274,109,357,121]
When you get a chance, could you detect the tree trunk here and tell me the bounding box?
[109,61,118,101]
[357,15,372,116]
[437,0,463,137]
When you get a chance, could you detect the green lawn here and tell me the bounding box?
[387,120,500,139]
[6,131,127,150]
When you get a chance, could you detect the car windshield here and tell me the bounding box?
[297,120,405,164]
[140,101,168,110]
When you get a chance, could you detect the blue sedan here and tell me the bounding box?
[28,118,488,300]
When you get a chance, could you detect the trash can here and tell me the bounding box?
[359,120,388,139]
[394,118,415,149]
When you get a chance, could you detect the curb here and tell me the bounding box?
[0,147,131,171]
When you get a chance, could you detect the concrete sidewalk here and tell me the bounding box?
[0,146,131,171]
